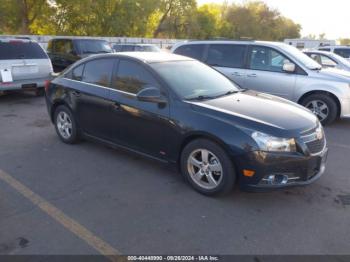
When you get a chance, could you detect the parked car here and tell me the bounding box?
[318,46,350,60]
[45,52,327,196]
[47,38,113,72]
[113,44,161,52]
[0,38,53,95]
[304,50,350,71]
[171,41,350,125]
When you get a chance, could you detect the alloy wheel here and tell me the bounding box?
[187,149,223,190]
[306,100,329,122]
[56,111,73,139]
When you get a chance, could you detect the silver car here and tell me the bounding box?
[318,45,350,60]
[171,40,350,124]
[0,38,53,95]
[304,50,350,72]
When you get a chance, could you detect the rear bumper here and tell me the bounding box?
[235,148,328,191]
[0,77,52,91]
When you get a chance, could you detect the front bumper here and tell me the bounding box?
[235,148,328,191]
[340,98,350,118]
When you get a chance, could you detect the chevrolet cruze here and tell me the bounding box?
[45,52,328,196]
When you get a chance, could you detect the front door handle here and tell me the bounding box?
[247,73,257,78]
[232,72,244,77]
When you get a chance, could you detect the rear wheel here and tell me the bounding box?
[54,105,80,144]
[180,139,235,196]
[301,93,338,125]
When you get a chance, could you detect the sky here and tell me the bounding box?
[197,0,349,39]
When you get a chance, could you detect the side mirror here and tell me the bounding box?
[136,87,166,104]
[283,62,296,73]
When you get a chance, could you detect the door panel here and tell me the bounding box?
[108,59,170,158]
[245,45,297,100]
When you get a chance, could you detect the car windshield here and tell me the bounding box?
[151,60,240,100]
[136,45,160,52]
[281,44,322,70]
[330,53,350,67]
[77,40,113,54]
[334,48,350,58]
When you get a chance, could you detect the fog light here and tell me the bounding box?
[262,174,289,185]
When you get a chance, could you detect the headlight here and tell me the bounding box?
[251,131,297,152]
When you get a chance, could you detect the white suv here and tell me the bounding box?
[0,38,53,95]
[171,40,350,124]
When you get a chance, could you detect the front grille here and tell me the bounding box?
[306,137,326,154]
[301,124,326,155]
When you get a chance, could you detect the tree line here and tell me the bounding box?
[0,0,301,41]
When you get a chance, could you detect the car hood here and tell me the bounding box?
[188,90,318,135]
[317,67,350,81]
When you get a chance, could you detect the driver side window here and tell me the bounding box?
[249,46,290,73]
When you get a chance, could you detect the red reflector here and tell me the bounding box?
[44,80,51,92]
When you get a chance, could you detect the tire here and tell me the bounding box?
[54,105,80,144]
[180,139,236,196]
[301,93,338,125]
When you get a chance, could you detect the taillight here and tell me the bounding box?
[44,80,51,93]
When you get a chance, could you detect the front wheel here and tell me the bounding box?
[180,139,236,196]
[301,93,338,125]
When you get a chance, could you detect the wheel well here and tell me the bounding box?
[298,91,341,117]
[50,101,69,122]
[178,134,234,167]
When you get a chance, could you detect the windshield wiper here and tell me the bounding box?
[186,95,216,101]
[213,90,240,98]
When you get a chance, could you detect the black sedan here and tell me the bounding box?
[45,52,328,196]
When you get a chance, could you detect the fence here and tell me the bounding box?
[0,35,184,50]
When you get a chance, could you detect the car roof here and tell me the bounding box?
[0,38,35,43]
[114,43,156,46]
[319,45,350,49]
[304,50,332,55]
[92,52,193,64]
[50,38,108,42]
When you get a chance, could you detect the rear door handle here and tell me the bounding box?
[111,102,121,111]
[72,90,81,97]
[247,73,257,78]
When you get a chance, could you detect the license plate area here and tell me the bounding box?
[22,83,37,89]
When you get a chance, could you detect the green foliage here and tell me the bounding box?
[339,38,350,45]
[0,0,301,40]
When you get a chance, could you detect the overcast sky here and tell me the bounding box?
[197,0,349,39]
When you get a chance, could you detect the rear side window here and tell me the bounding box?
[173,44,205,60]
[0,41,47,60]
[82,59,114,87]
[113,60,159,94]
[72,64,84,81]
[206,44,246,68]
[113,45,123,52]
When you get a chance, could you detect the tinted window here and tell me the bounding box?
[82,59,114,87]
[71,64,84,81]
[151,60,239,100]
[207,44,246,68]
[121,45,135,52]
[334,48,350,58]
[113,60,158,94]
[319,48,330,52]
[76,40,112,55]
[249,46,290,72]
[0,41,47,60]
[113,45,123,52]
[320,55,337,67]
[174,44,205,60]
